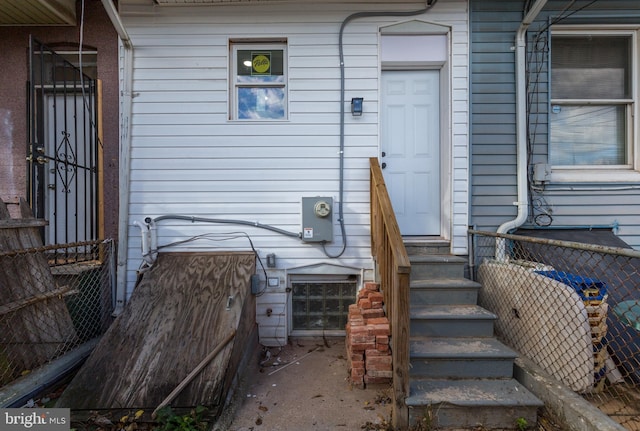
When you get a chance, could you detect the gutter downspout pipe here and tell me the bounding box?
[495,0,547,260]
[101,0,134,315]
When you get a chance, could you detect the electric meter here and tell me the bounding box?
[301,197,333,242]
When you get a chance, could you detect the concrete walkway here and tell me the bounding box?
[218,337,393,431]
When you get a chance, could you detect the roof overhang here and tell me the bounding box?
[0,0,76,26]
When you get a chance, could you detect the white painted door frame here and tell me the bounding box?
[379,31,451,240]
[381,69,441,236]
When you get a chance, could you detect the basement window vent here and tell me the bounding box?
[291,280,357,331]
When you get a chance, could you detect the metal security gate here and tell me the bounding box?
[27,37,100,245]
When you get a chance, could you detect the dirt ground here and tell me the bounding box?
[217,337,394,431]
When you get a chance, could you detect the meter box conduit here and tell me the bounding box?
[301,197,333,242]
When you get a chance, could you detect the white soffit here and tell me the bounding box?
[0,0,76,26]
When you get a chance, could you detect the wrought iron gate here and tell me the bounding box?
[27,37,100,245]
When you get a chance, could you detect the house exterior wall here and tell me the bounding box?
[0,0,120,238]
[470,0,640,249]
[118,0,469,344]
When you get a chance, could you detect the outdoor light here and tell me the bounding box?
[351,97,363,116]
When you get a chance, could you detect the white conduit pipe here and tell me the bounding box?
[133,220,155,265]
[496,0,548,260]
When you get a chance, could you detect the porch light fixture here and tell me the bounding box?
[351,97,363,116]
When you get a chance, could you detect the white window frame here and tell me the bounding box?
[229,41,288,121]
[549,26,640,183]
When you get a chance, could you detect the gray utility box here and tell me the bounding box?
[301,197,333,242]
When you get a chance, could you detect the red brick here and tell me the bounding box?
[371,301,383,309]
[351,334,376,344]
[362,308,384,319]
[349,324,369,336]
[350,375,365,387]
[350,352,364,362]
[366,355,392,369]
[365,349,386,357]
[349,316,365,326]
[358,298,372,309]
[368,292,384,303]
[364,282,380,291]
[366,369,393,378]
[366,317,389,325]
[349,308,362,318]
[350,360,365,371]
[376,344,390,353]
[376,335,389,352]
[369,323,390,336]
[367,363,392,373]
[364,375,392,385]
[351,341,376,352]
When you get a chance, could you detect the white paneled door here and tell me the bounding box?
[381,69,441,236]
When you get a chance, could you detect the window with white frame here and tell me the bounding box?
[230,41,287,120]
[549,29,636,172]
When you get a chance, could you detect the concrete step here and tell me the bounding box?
[409,337,518,379]
[406,379,543,429]
[404,239,451,256]
[410,278,481,305]
[410,304,496,337]
[409,254,467,280]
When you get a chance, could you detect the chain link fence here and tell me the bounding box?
[469,230,640,430]
[0,240,115,388]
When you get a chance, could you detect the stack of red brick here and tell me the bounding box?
[345,281,392,388]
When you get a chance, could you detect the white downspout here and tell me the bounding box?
[101,0,134,315]
[496,0,548,259]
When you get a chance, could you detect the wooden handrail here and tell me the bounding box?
[369,157,411,429]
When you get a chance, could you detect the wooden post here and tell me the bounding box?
[391,270,410,430]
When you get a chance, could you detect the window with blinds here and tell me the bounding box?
[550,32,633,168]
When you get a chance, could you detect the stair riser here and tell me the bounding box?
[411,262,466,279]
[410,319,494,337]
[410,359,515,379]
[410,289,478,305]
[405,244,451,256]
[409,405,539,430]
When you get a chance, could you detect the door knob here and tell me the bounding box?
[381,162,387,169]
[381,152,386,157]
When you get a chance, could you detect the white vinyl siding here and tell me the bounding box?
[119,1,470,309]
